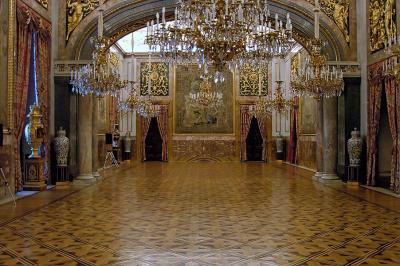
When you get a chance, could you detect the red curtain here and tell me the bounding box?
[14,5,33,191]
[366,61,384,187]
[140,116,151,161]
[257,116,268,162]
[13,1,51,191]
[287,98,299,163]
[240,105,252,161]
[156,105,168,161]
[384,60,400,193]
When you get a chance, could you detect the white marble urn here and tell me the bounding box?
[347,128,362,167]
[54,127,69,166]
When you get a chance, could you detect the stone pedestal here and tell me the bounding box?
[314,99,324,180]
[77,95,94,180]
[321,98,339,180]
[24,158,46,191]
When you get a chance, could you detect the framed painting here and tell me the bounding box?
[299,96,317,135]
[174,65,234,135]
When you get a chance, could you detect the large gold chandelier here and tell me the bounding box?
[70,0,126,97]
[290,0,344,99]
[145,0,295,81]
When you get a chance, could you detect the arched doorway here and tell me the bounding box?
[145,117,163,161]
[246,117,264,161]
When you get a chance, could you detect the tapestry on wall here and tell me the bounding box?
[174,65,234,134]
[299,96,317,135]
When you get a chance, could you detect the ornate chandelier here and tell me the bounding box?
[290,0,344,99]
[70,0,126,97]
[188,75,223,109]
[145,0,295,81]
[267,80,296,113]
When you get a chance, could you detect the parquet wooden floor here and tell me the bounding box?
[0,162,400,265]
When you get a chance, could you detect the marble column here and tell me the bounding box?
[92,97,100,177]
[321,97,339,180]
[314,99,324,179]
[77,95,94,180]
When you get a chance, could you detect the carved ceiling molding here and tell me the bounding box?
[35,0,48,9]
[306,0,350,43]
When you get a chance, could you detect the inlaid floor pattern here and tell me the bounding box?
[1,162,400,265]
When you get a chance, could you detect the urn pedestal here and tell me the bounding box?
[24,158,46,191]
[54,128,70,186]
[347,128,362,185]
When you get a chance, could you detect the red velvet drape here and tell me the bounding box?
[257,116,268,162]
[14,5,33,191]
[366,61,384,187]
[156,105,168,161]
[140,116,151,161]
[240,105,252,161]
[14,0,51,191]
[384,58,400,193]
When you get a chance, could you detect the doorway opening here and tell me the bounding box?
[246,117,264,161]
[145,117,163,161]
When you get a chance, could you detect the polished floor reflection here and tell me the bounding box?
[1,162,400,265]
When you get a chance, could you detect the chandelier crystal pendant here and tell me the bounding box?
[145,0,296,81]
[267,80,296,113]
[290,0,344,99]
[188,65,223,109]
[70,0,127,97]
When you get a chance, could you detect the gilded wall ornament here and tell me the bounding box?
[239,64,268,96]
[140,62,169,96]
[35,0,48,9]
[307,0,350,43]
[66,0,107,41]
[369,0,396,52]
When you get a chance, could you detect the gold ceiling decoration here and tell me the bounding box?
[369,0,396,52]
[66,0,108,41]
[307,0,350,43]
[140,62,169,96]
[239,64,268,96]
[35,0,48,9]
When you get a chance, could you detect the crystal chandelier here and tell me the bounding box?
[290,0,344,99]
[188,65,223,109]
[145,0,295,80]
[188,75,223,109]
[70,0,126,97]
[267,80,296,113]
